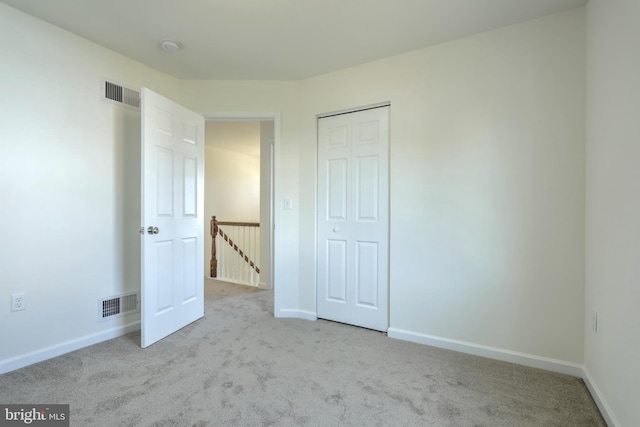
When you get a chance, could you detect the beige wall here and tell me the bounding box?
[585,1,640,426]
[204,139,261,278]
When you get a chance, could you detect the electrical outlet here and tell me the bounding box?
[592,310,598,332]
[11,293,25,312]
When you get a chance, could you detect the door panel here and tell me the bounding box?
[329,125,349,147]
[183,156,197,216]
[141,88,204,348]
[327,239,348,302]
[156,241,174,312]
[357,120,379,144]
[356,155,379,221]
[356,241,378,307]
[182,237,198,301]
[317,106,389,331]
[328,159,348,220]
[156,148,174,216]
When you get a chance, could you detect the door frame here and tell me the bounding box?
[315,102,391,328]
[202,112,279,298]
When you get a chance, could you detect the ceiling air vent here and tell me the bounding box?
[98,291,139,321]
[103,79,140,109]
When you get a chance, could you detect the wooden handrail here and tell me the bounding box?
[210,216,260,278]
[216,221,259,227]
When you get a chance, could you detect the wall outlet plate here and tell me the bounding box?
[284,197,293,210]
[11,293,25,312]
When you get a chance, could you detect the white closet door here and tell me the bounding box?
[317,106,389,331]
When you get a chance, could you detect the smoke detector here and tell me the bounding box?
[160,40,180,52]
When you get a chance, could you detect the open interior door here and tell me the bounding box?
[141,88,205,348]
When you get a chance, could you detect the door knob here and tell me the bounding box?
[332,227,339,232]
[147,226,159,235]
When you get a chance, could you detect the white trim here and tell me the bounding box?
[276,309,318,321]
[582,367,620,427]
[203,112,279,121]
[0,322,140,375]
[387,327,583,377]
[317,101,391,119]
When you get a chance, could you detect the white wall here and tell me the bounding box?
[296,9,586,364]
[585,1,640,426]
[0,3,183,370]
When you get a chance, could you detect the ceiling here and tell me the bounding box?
[1,0,586,80]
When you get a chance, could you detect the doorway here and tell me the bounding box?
[204,114,276,291]
[139,89,278,347]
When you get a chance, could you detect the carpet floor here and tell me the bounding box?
[0,279,606,426]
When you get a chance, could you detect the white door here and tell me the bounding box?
[141,88,205,348]
[317,106,389,331]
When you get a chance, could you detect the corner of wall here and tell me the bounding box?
[582,367,621,427]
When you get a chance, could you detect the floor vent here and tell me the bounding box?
[98,292,139,321]
[103,79,140,109]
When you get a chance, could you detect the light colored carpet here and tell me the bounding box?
[0,280,605,426]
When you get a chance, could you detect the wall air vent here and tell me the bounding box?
[98,292,139,321]
[103,79,140,109]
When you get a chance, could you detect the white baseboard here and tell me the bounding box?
[582,367,620,427]
[387,328,621,424]
[387,327,583,377]
[275,308,317,321]
[0,322,140,375]
[258,282,270,290]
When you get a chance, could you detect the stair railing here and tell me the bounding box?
[210,216,260,286]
